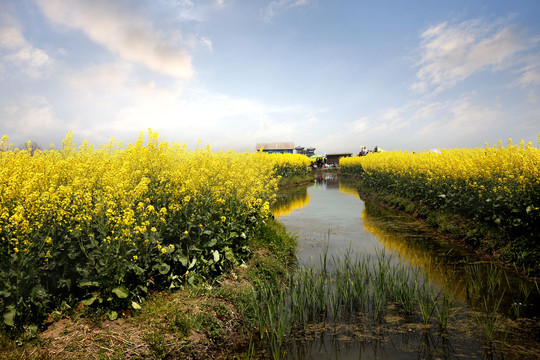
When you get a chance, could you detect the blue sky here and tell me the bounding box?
[1,0,539,153]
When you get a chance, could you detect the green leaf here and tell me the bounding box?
[188,257,197,269]
[129,264,145,276]
[131,301,141,310]
[177,254,188,267]
[224,247,235,261]
[60,301,71,312]
[206,238,217,248]
[3,306,15,326]
[30,285,47,299]
[158,263,170,275]
[79,280,100,287]
[24,324,38,339]
[58,278,71,289]
[213,250,220,262]
[189,245,201,252]
[107,311,118,321]
[81,295,98,306]
[112,286,129,299]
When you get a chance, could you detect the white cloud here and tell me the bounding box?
[351,118,368,133]
[213,0,227,8]
[516,57,540,87]
[34,0,194,79]
[0,96,60,142]
[262,0,311,22]
[346,95,508,150]
[411,98,502,139]
[53,74,312,151]
[0,23,26,49]
[305,112,320,124]
[0,14,53,78]
[64,63,130,90]
[201,37,213,51]
[178,0,194,7]
[412,19,529,93]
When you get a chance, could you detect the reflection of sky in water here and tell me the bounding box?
[276,176,383,265]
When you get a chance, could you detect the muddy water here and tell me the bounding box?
[273,172,540,360]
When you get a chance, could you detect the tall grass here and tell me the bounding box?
[246,245,529,358]
[247,247,458,358]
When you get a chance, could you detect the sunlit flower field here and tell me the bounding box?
[340,138,540,270]
[0,131,310,327]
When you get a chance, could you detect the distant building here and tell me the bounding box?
[294,146,316,156]
[326,153,353,166]
[255,142,295,154]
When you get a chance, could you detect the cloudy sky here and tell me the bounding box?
[1,0,539,153]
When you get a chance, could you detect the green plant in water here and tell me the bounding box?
[465,264,483,299]
[398,277,417,315]
[435,287,455,331]
[506,274,533,319]
[371,280,385,322]
[466,263,507,346]
[417,272,438,325]
[482,291,505,345]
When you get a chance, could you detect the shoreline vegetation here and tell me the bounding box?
[340,139,540,279]
[348,178,540,280]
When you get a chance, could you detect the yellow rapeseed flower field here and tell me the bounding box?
[340,138,540,270]
[0,130,310,327]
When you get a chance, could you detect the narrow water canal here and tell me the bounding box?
[272,172,539,360]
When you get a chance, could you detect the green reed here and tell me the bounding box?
[249,247,460,358]
[464,263,508,346]
[506,273,534,319]
[435,287,455,331]
[396,268,418,315]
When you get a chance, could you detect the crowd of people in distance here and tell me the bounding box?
[312,157,326,169]
[358,145,379,156]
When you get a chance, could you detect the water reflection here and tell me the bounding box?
[274,173,381,265]
[274,173,540,360]
[361,201,468,301]
[273,184,311,217]
[276,173,539,314]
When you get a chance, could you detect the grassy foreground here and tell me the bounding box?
[0,219,297,360]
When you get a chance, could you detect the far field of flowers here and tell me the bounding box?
[340,138,540,271]
[0,131,311,328]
